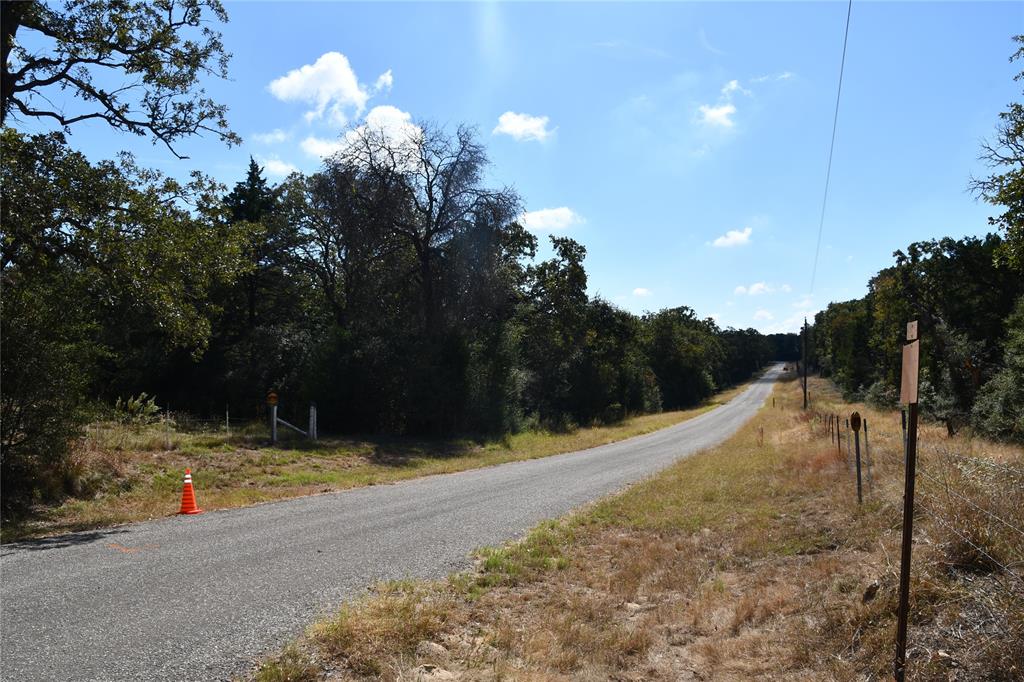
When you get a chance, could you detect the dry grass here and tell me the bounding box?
[251,369,1024,681]
[2,380,754,543]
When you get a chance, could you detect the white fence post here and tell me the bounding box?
[270,404,278,443]
[309,403,317,441]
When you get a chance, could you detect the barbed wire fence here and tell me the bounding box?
[804,402,1024,674]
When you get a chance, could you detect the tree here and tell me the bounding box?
[970,35,1024,267]
[339,123,521,333]
[519,236,590,427]
[0,129,250,511]
[1,0,238,157]
[642,307,722,409]
[972,296,1024,442]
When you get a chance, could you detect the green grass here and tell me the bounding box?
[3,380,755,542]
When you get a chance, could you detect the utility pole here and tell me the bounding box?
[801,317,809,410]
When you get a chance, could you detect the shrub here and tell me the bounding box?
[114,393,162,427]
[864,379,899,410]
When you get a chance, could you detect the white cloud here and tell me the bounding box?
[259,156,299,178]
[633,287,652,297]
[358,104,420,143]
[735,281,775,296]
[780,284,793,293]
[751,71,795,83]
[301,135,344,159]
[374,70,393,92]
[754,309,774,321]
[698,103,736,128]
[268,52,372,126]
[493,111,553,142]
[252,128,290,144]
[793,295,814,308]
[519,207,583,232]
[721,79,752,98]
[711,226,752,247]
[300,105,421,160]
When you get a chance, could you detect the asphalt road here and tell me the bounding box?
[1,364,781,681]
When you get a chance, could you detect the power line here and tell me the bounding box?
[809,0,853,293]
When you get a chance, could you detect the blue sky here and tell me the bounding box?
[26,1,1024,332]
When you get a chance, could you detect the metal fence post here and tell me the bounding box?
[851,412,863,504]
[901,408,908,466]
[836,415,842,459]
[864,419,873,491]
[309,403,318,442]
[270,404,278,444]
[846,419,853,471]
[895,321,921,682]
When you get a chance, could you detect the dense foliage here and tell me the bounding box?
[811,38,1024,442]
[0,122,782,514]
[811,236,1023,439]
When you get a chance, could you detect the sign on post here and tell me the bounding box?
[900,341,919,405]
[895,321,921,682]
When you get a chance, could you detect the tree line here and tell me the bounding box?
[0,1,792,515]
[808,36,1024,442]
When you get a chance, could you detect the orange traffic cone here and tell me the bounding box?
[178,468,203,515]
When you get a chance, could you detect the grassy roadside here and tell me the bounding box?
[251,371,1023,681]
[1,379,755,543]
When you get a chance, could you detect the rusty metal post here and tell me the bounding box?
[895,321,921,682]
[836,415,842,459]
[901,408,908,466]
[851,412,863,504]
[846,419,852,471]
[801,318,809,410]
[864,419,873,491]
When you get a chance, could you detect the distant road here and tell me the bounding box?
[0,364,781,681]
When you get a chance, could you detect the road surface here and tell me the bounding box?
[1,364,781,681]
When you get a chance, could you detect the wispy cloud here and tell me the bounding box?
[711,226,752,247]
[252,128,290,144]
[519,207,583,232]
[373,69,393,93]
[721,79,752,98]
[633,287,652,297]
[493,112,554,142]
[754,309,774,321]
[698,28,726,56]
[751,71,795,83]
[735,281,776,296]
[793,294,813,308]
